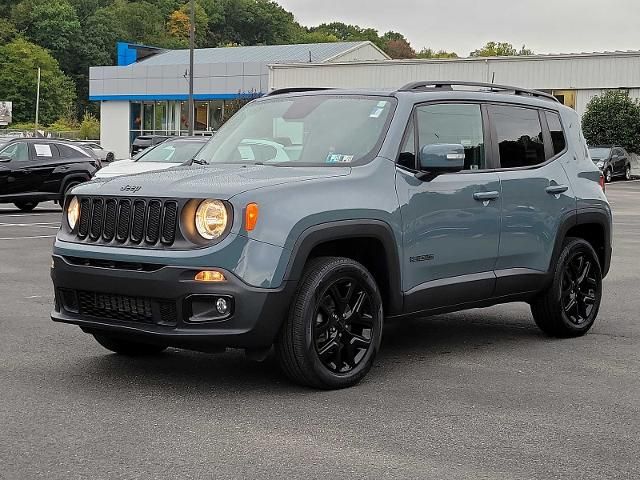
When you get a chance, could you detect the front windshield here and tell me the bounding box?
[135,140,205,163]
[194,95,396,166]
[589,147,611,159]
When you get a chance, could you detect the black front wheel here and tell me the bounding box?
[14,201,38,212]
[531,238,602,337]
[624,165,632,180]
[605,168,613,183]
[93,333,167,356]
[276,257,383,389]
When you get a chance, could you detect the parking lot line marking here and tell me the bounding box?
[0,222,60,227]
[0,235,56,240]
[0,213,62,218]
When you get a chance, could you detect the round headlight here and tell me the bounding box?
[67,196,80,230]
[195,199,228,240]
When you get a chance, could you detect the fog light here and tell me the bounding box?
[195,270,226,282]
[216,297,229,314]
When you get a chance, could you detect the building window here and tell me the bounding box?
[209,100,224,131]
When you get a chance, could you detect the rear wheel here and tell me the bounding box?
[93,333,167,356]
[275,256,383,389]
[14,201,38,212]
[531,238,602,337]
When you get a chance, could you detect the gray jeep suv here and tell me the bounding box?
[51,82,612,389]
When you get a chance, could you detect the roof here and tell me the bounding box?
[137,42,375,66]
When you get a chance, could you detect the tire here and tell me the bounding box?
[93,333,167,356]
[624,164,632,181]
[605,168,613,183]
[275,256,383,389]
[106,152,115,162]
[531,238,602,337]
[14,201,38,212]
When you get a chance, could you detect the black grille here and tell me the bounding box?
[161,202,178,245]
[145,200,162,244]
[76,197,179,247]
[89,199,104,240]
[78,199,90,238]
[66,290,178,326]
[131,200,146,243]
[116,199,131,242]
[102,200,117,241]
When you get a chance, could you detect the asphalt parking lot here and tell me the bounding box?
[1,182,639,480]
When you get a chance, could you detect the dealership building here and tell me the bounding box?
[89,41,389,158]
[91,46,640,158]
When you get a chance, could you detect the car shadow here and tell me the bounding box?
[53,309,544,395]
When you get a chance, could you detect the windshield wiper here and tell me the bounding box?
[190,158,208,165]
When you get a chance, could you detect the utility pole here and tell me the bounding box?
[34,67,41,137]
[187,0,195,136]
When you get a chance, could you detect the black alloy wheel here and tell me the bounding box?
[276,256,383,389]
[560,251,598,326]
[531,238,602,337]
[313,276,375,374]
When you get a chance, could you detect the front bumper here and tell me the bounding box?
[50,254,293,349]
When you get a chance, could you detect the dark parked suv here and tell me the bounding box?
[51,82,611,389]
[0,138,100,211]
[588,145,632,182]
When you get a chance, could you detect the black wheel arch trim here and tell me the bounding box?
[283,219,404,315]
[549,207,612,278]
[59,173,91,196]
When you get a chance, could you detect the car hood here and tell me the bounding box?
[94,160,181,178]
[76,164,351,199]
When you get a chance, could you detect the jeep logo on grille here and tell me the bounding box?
[120,185,142,193]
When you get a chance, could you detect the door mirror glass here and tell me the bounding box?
[419,144,465,172]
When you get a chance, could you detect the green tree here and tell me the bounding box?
[309,22,384,49]
[470,41,533,57]
[0,17,17,42]
[167,1,209,47]
[0,38,76,124]
[11,0,82,72]
[416,48,458,59]
[582,90,640,153]
[381,31,416,59]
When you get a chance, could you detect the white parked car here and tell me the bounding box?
[74,141,115,163]
[94,137,209,179]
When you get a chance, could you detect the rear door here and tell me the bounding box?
[24,142,62,193]
[489,105,575,295]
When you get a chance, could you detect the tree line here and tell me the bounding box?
[0,0,534,126]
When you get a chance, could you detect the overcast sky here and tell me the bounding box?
[278,0,640,56]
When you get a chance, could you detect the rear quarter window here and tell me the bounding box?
[545,111,567,157]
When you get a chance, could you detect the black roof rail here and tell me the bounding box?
[397,81,560,103]
[266,87,335,97]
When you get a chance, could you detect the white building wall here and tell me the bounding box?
[100,101,130,160]
[270,53,640,93]
[327,43,389,62]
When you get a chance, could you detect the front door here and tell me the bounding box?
[0,141,34,195]
[488,106,576,295]
[395,103,501,312]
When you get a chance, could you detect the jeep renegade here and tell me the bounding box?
[51,82,612,389]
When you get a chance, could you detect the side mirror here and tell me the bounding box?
[419,144,465,173]
[0,156,11,162]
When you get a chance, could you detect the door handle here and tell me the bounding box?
[473,191,500,201]
[545,185,569,195]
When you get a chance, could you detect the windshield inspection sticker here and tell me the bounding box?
[325,153,354,163]
[369,101,388,118]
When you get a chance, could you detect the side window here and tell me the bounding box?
[33,143,57,158]
[56,143,89,158]
[545,111,566,157]
[397,122,416,169]
[416,103,486,170]
[490,105,545,168]
[0,142,29,162]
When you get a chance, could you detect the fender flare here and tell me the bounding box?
[283,219,404,315]
[59,173,91,196]
[549,207,612,277]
